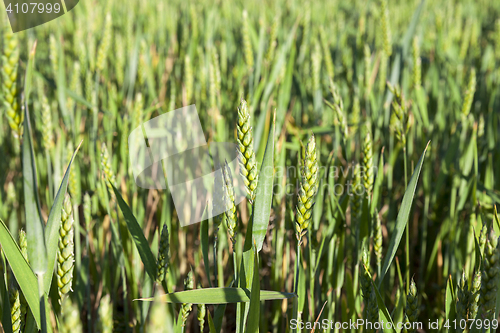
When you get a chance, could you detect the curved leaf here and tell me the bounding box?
[0,220,41,328]
[112,184,157,281]
[136,288,295,304]
[43,141,81,292]
[252,111,276,253]
[379,143,429,285]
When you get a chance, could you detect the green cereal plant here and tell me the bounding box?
[326,81,348,141]
[67,141,81,204]
[319,26,334,79]
[83,193,92,226]
[114,34,125,86]
[364,44,372,97]
[461,68,476,118]
[184,55,193,104]
[237,99,259,202]
[242,10,254,71]
[97,295,113,333]
[2,26,22,144]
[57,195,75,302]
[312,42,322,92]
[480,229,500,318]
[266,16,278,65]
[67,63,80,114]
[211,48,221,95]
[469,270,481,320]
[59,299,83,333]
[96,13,112,73]
[223,161,237,248]
[373,209,383,274]
[388,83,410,146]
[456,271,468,329]
[495,19,500,59]
[351,95,360,135]
[362,131,374,196]
[209,63,217,110]
[351,165,362,227]
[101,142,116,194]
[10,289,21,333]
[404,279,419,333]
[85,70,93,104]
[132,92,144,131]
[197,301,206,332]
[19,229,28,262]
[49,34,58,76]
[378,52,388,92]
[360,250,372,300]
[137,40,147,87]
[180,270,194,328]
[157,224,170,284]
[40,93,54,151]
[295,135,319,244]
[361,255,379,332]
[380,0,392,56]
[412,36,421,89]
[479,223,488,254]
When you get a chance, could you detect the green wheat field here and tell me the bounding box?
[1,0,500,332]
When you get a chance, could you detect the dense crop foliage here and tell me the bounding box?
[1,0,500,332]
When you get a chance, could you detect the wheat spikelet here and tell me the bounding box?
[312,41,322,92]
[319,26,334,79]
[184,55,193,104]
[156,224,170,283]
[242,10,254,70]
[10,289,21,333]
[456,271,468,330]
[295,135,319,243]
[380,0,392,56]
[101,142,116,194]
[373,209,383,270]
[223,161,237,248]
[97,13,112,72]
[49,34,58,76]
[480,229,500,318]
[97,295,113,333]
[461,68,476,117]
[181,270,194,327]
[57,195,75,302]
[59,298,83,333]
[67,141,81,204]
[2,26,22,143]
[412,37,421,89]
[237,99,259,202]
[403,279,419,333]
[468,269,481,319]
[362,132,374,196]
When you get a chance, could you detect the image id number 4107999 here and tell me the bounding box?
[6,2,61,14]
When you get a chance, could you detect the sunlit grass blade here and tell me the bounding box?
[379,142,429,285]
[23,97,46,275]
[43,142,81,292]
[0,219,43,329]
[252,111,276,253]
[246,242,260,332]
[112,184,157,281]
[136,288,295,304]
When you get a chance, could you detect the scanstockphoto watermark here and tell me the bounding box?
[128,105,377,227]
[289,319,423,331]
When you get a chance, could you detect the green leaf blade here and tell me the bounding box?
[252,111,276,253]
[136,288,295,304]
[379,143,429,285]
[112,184,158,282]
